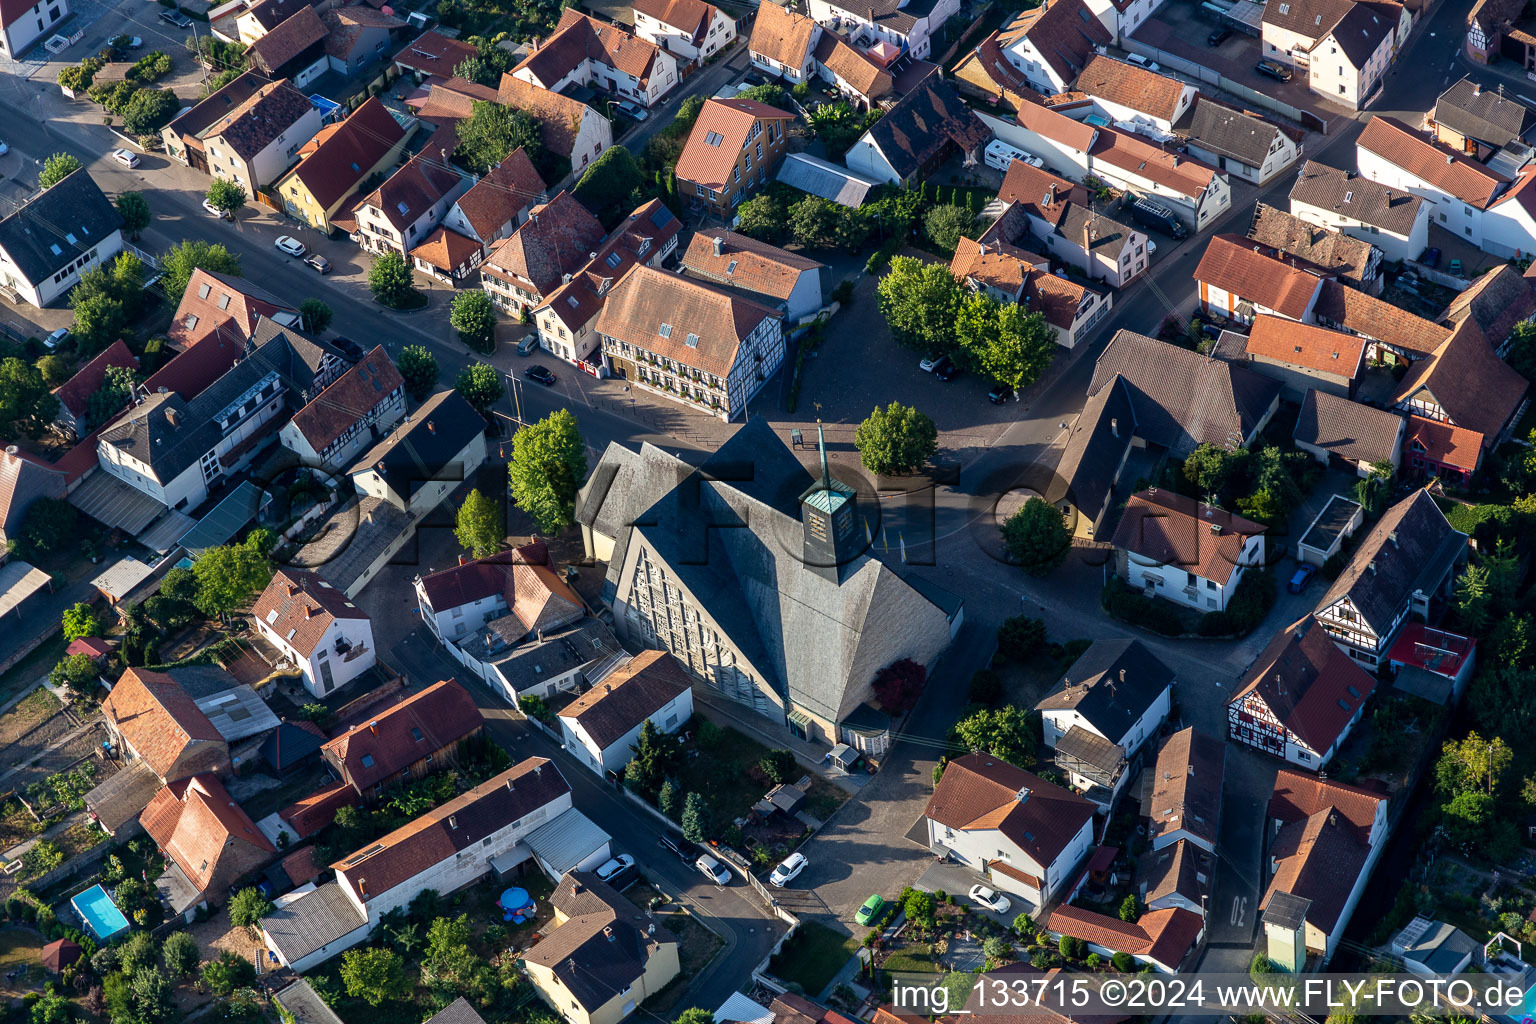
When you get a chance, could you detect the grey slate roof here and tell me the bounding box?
[0,169,124,287]
[1088,330,1282,457]
[1047,376,1135,529]
[262,881,367,964]
[861,77,990,181]
[296,495,413,594]
[1036,639,1173,743]
[1329,1,1397,67]
[348,390,486,502]
[776,153,880,208]
[1434,77,1536,149]
[575,440,698,600]
[1315,489,1466,637]
[1186,100,1286,169]
[426,998,489,1024]
[460,617,621,695]
[1293,389,1404,466]
[1289,160,1423,236]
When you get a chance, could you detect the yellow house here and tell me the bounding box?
[274,97,411,234]
[524,872,680,1024]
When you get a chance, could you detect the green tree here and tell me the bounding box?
[996,615,1046,662]
[368,250,417,308]
[87,363,137,429]
[61,603,100,642]
[854,401,938,475]
[734,192,789,244]
[680,790,710,843]
[116,191,151,239]
[903,888,936,931]
[120,88,179,135]
[1455,563,1493,634]
[455,362,502,415]
[1183,443,1240,498]
[876,256,963,357]
[0,358,59,437]
[455,101,541,175]
[676,1009,715,1024]
[27,990,72,1024]
[228,887,273,928]
[298,298,333,334]
[923,204,976,251]
[109,252,146,315]
[340,947,408,1006]
[50,653,100,699]
[1118,894,1140,922]
[35,354,68,387]
[454,487,503,558]
[129,965,174,1023]
[508,408,588,534]
[573,145,645,226]
[202,951,256,996]
[959,293,1056,392]
[159,239,241,301]
[1112,952,1135,973]
[424,914,479,988]
[624,719,682,797]
[120,932,161,976]
[1001,497,1069,575]
[161,931,199,978]
[952,705,1037,766]
[760,749,796,784]
[450,290,498,353]
[38,153,80,189]
[1435,731,1513,796]
[789,196,868,249]
[397,345,439,401]
[192,537,272,620]
[19,497,77,556]
[1058,934,1083,959]
[1508,320,1536,382]
[161,566,197,604]
[658,779,681,819]
[69,291,124,358]
[204,177,246,220]
[1442,789,1497,850]
[452,37,516,86]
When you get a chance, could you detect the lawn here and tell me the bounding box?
[0,929,44,999]
[674,724,779,827]
[0,634,66,706]
[769,921,860,996]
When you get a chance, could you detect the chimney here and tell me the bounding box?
[603,925,616,942]
[1474,82,1482,95]
[1212,523,1222,535]
[166,408,180,428]
[368,720,379,734]
[1388,530,1398,545]
[1111,417,1119,437]
[570,880,583,896]
[1082,211,1092,255]
[1015,786,1031,802]
[304,605,313,619]
[712,236,724,256]
[427,420,435,434]
[868,5,874,17]
[287,584,299,597]
[449,814,458,829]
[1446,154,1454,164]
[459,555,467,566]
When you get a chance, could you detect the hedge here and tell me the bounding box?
[1102,578,1183,635]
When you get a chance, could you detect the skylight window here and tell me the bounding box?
[605,252,622,268]
[705,131,724,146]
[566,296,579,308]
[397,201,411,215]
[1346,684,1361,697]
[1344,191,1353,202]
[48,244,61,256]
[411,727,423,742]
[659,323,673,337]
[266,610,279,624]
[351,162,361,172]
[65,232,77,245]
[218,294,231,310]
[686,333,699,347]
[361,754,375,768]
[726,260,738,274]
[198,283,212,299]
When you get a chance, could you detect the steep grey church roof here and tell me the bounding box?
[578,419,957,724]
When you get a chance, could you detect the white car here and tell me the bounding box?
[969,884,1011,915]
[696,854,731,886]
[274,235,306,257]
[595,854,635,882]
[111,148,139,168]
[919,356,940,372]
[1146,239,1158,255]
[769,852,807,887]
[201,197,228,219]
[43,328,69,350]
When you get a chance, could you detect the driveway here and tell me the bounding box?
[915,861,1025,924]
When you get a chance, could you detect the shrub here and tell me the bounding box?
[1058,935,1084,960]
[996,615,1046,662]
[1102,578,1184,635]
[1112,952,1135,972]
[967,669,1002,706]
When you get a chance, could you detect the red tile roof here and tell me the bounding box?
[322,680,484,791]
[1358,115,1508,209]
[593,265,782,379]
[288,98,406,212]
[558,650,690,748]
[103,668,225,780]
[1090,124,1217,199]
[253,568,371,657]
[393,29,479,76]
[676,98,795,191]
[998,159,1088,219]
[416,544,581,622]
[495,75,598,160]
[1407,415,1482,472]
[168,268,297,350]
[748,2,818,70]
[287,345,404,453]
[1076,54,1188,121]
[451,148,544,241]
[1392,317,1527,444]
[997,0,1110,86]
[481,190,606,297]
[517,9,666,84]
[278,778,358,838]
[682,230,826,302]
[53,340,137,419]
[1194,234,1326,320]
[1015,99,1098,153]
[1022,268,1100,332]
[1269,768,1385,843]
[1312,279,1449,358]
[65,637,113,660]
[360,151,463,232]
[633,0,716,38]
[1231,615,1377,754]
[537,199,683,332]
[411,226,484,272]
[141,773,273,894]
[245,5,326,73]
[1245,314,1366,378]
[949,236,1044,296]
[924,751,1096,869]
[1046,905,1203,966]
[1111,489,1266,586]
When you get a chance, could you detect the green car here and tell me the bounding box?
[855,894,885,926]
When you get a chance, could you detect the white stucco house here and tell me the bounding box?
[1288,159,1429,264]
[1,0,70,59]
[0,168,124,309]
[512,9,679,107]
[632,0,736,63]
[347,390,487,513]
[252,569,377,698]
[557,651,695,776]
[1111,490,1268,613]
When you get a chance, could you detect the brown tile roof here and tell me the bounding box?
[103,668,225,780]
[168,268,298,349]
[998,0,1110,86]
[278,778,358,838]
[1144,727,1224,849]
[495,75,599,159]
[1249,204,1378,290]
[998,156,1088,219]
[813,34,893,100]
[1470,0,1525,33]
[1312,279,1449,358]
[682,230,826,302]
[1293,389,1404,466]
[1089,124,1218,200]
[517,9,664,85]
[1110,489,1266,586]
[323,5,404,61]
[253,568,371,657]
[594,265,781,378]
[633,0,715,38]
[865,78,991,181]
[952,30,1034,101]
[416,542,554,607]
[1440,263,1536,346]
[287,345,404,452]
[323,680,485,791]
[1015,99,1101,157]
[748,2,819,71]
[204,79,316,161]
[289,97,406,211]
[334,757,570,902]
[1260,0,1353,40]
[53,339,137,419]
[481,190,606,296]
[949,236,1043,296]
[1261,770,1386,933]
[1245,314,1366,378]
[1046,905,1204,966]
[1392,318,1527,443]
[1193,234,1325,320]
[393,29,478,76]
[1269,767,1385,843]
[141,774,273,894]
[558,651,690,748]
[246,5,326,73]
[413,77,498,125]
[361,151,463,231]
[0,448,65,544]
[924,752,1096,868]
[1075,54,1187,120]
[676,97,796,190]
[1185,98,1290,169]
[538,199,683,332]
[1231,615,1376,753]
[1408,415,1481,471]
[1289,159,1424,236]
[280,845,321,887]
[164,71,269,148]
[1358,115,1508,209]
[1022,268,1102,332]
[530,871,678,1011]
[411,226,483,271]
[452,149,544,240]
[65,636,113,659]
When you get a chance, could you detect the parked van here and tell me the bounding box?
[1130,195,1188,239]
[984,139,1043,173]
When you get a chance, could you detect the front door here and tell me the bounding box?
[320,661,334,693]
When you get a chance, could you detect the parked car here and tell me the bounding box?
[1418,246,1442,268]
[331,337,364,360]
[201,197,229,219]
[1207,25,1232,45]
[43,328,69,351]
[1129,196,1188,239]
[304,253,331,274]
[615,100,649,121]
[1288,564,1317,593]
[159,8,191,27]
[526,364,556,386]
[988,384,1013,405]
[658,834,700,862]
[969,885,1012,915]
[1255,58,1293,82]
[111,148,140,168]
[274,235,306,257]
[933,355,959,381]
[516,333,539,356]
[1146,238,1158,255]
[696,854,731,886]
[769,852,807,887]
[125,36,143,47]
[855,894,886,926]
[595,854,635,883]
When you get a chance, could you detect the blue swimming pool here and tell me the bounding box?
[1085,114,1111,126]
[71,884,130,941]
